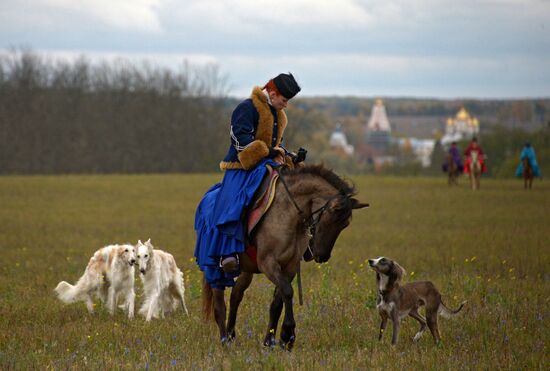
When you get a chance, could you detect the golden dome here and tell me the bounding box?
[375,98,383,106]
[447,117,454,126]
[456,107,471,121]
[472,118,479,126]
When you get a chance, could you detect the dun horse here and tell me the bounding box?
[202,164,368,350]
[446,153,459,186]
[468,150,482,190]
[523,157,533,189]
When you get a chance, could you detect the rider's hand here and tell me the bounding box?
[272,146,285,164]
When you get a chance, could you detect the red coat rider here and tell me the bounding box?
[463,137,487,173]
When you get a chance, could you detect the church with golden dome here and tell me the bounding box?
[441,107,480,146]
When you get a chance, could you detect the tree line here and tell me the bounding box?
[0,49,230,174]
[1,49,547,176]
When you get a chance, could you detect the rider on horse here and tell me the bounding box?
[463,137,487,174]
[442,141,464,172]
[194,73,301,289]
[515,142,541,177]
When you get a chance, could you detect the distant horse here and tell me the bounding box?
[468,150,482,190]
[522,157,533,190]
[446,153,460,186]
[202,164,368,350]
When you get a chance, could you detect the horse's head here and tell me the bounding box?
[470,150,481,173]
[285,164,368,264]
[307,194,368,263]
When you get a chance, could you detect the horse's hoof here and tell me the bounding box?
[263,335,276,348]
[220,336,230,345]
[279,334,295,351]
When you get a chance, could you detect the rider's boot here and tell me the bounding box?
[220,254,239,273]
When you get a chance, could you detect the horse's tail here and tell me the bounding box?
[201,274,214,322]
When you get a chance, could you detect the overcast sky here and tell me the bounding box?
[1,0,549,98]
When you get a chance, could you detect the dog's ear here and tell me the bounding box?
[391,261,406,282]
[138,239,142,245]
[145,238,152,246]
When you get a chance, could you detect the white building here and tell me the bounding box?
[367,99,392,133]
[397,138,436,168]
[365,99,392,153]
[329,124,354,155]
[441,107,480,147]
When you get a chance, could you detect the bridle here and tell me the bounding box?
[276,167,352,305]
[277,169,346,259]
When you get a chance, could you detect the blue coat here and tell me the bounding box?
[515,147,541,177]
[219,86,288,170]
[195,86,289,289]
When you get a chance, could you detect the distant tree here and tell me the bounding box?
[0,48,230,174]
[427,140,445,175]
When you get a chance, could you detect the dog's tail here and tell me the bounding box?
[439,300,467,319]
[201,274,214,322]
[54,281,78,303]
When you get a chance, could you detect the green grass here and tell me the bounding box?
[0,174,548,369]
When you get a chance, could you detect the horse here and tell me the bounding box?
[522,157,533,190]
[468,150,482,190]
[201,164,369,350]
[446,153,460,186]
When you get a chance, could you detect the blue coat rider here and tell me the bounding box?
[194,73,301,289]
[515,142,541,177]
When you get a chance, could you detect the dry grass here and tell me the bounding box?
[0,174,548,369]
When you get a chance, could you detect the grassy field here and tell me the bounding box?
[0,174,548,370]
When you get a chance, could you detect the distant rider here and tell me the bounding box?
[442,141,464,173]
[515,142,541,177]
[463,137,487,174]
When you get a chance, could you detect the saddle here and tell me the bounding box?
[244,165,280,264]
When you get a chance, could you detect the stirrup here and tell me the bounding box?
[220,255,239,273]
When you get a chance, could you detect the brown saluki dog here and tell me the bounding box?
[368,257,466,345]
[202,165,368,350]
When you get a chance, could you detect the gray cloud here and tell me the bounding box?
[1,0,549,97]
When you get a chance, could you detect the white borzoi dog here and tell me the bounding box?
[136,239,189,321]
[54,244,136,318]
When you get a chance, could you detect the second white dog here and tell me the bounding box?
[136,239,189,321]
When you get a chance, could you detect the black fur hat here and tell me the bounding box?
[273,73,301,99]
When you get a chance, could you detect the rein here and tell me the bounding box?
[277,170,335,226]
[277,169,344,306]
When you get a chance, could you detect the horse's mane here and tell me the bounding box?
[288,164,356,196]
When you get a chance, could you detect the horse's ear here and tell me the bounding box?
[351,198,369,209]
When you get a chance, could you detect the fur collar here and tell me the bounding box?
[250,86,287,146]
